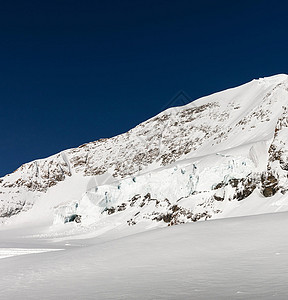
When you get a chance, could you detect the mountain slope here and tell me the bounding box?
[1,74,288,234]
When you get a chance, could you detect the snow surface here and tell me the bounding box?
[0,248,63,259]
[1,74,288,298]
[2,74,288,230]
[1,212,288,299]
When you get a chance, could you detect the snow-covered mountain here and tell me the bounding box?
[1,74,288,235]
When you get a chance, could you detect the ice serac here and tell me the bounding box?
[1,74,288,231]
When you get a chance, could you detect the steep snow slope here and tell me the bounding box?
[1,74,288,233]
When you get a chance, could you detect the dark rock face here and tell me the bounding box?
[268,107,288,171]
[233,177,258,201]
[214,195,224,201]
[1,155,72,193]
[103,192,213,227]
[261,173,279,197]
[0,207,23,218]
[154,208,211,226]
[211,171,280,203]
[103,203,127,215]
[212,175,259,202]
[0,200,33,218]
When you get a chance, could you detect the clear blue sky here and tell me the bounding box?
[0,0,287,177]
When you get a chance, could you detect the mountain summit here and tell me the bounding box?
[1,74,288,233]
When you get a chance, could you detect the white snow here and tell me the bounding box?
[0,248,63,259]
[1,212,288,299]
[1,74,288,298]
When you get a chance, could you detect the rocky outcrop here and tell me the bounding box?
[2,75,288,225]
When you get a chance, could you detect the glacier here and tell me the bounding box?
[1,74,288,234]
[1,74,288,299]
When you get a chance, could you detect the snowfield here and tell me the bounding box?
[0,248,63,259]
[1,212,288,299]
[1,74,288,299]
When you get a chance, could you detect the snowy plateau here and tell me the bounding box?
[1,74,288,299]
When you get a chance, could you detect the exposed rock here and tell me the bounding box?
[2,75,288,228]
[261,172,279,197]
